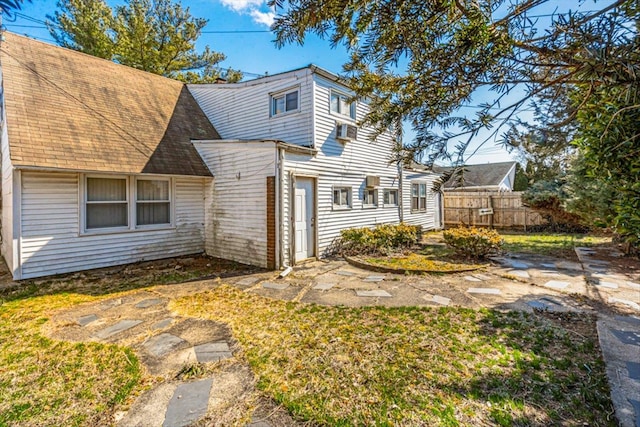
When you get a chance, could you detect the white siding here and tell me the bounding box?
[402,170,442,230]
[281,74,406,263]
[19,171,207,279]
[188,69,314,147]
[0,112,14,275]
[195,141,276,268]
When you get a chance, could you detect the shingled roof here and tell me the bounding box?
[0,32,219,176]
[433,161,517,190]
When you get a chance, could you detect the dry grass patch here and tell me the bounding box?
[0,293,141,426]
[362,253,486,273]
[172,285,615,426]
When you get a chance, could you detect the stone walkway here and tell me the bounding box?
[45,249,640,426]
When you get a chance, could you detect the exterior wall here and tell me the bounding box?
[19,171,207,279]
[194,141,276,269]
[281,74,408,263]
[0,109,15,275]
[188,69,314,147]
[402,169,442,230]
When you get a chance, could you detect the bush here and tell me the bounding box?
[443,226,503,258]
[340,223,421,255]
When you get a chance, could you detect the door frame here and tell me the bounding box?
[289,173,318,265]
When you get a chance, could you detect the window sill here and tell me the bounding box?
[270,109,301,119]
[80,225,176,236]
[410,209,427,214]
[330,112,356,122]
[332,205,352,211]
[362,205,378,210]
[383,204,399,208]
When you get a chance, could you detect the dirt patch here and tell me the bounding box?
[1,254,265,300]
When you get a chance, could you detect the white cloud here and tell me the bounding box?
[218,0,275,28]
[250,10,276,27]
[218,0,264,12]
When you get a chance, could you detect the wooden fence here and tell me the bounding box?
[443,191,546,230]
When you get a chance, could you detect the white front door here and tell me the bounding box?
[294,177,315,262]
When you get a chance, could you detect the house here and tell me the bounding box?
[0,32,441,279]
[188,66,442,269]
[434,161,517,192]
[0,32,219,279]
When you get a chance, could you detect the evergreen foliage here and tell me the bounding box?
[47,0,241,83]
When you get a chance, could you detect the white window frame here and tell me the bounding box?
[270,87,300,117]
[363,188,378,208]
[80,174,174,235]
[411,182,428,212]
[134,177,173,229]
[329,89,356,120]
[332,186,352,210]
[383,189,399,207]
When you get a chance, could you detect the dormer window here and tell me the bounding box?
[330,90,356,119]
[271,88,299,116]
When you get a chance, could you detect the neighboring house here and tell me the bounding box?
[189,66,441,270]
[434,161,517,192]
[0,33,441,279]
[0,32,219,279]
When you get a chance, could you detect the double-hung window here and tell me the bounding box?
[330,90,356,119]
[363,188,377,207]
[83,175,172,233]
[333,187,351,209]
[136,179,171,226]
[271,88,299,116]
[411,183,427,211]
[383,189,398,206]
[86,177,129,230]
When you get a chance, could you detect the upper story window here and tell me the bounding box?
[330,90,356,120]
[271,88,299,116]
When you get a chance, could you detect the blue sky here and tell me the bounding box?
[3,0,605,165]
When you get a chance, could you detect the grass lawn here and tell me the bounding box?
[0,292,141,427]
[363,253,486,272]
[500,233,611,257]
[172,285,615,426]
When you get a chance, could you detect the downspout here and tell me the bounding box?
[398,161,403,223]
[277,146,285,269]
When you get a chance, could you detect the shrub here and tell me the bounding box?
[340,223,421,255]
[443,226,503,258]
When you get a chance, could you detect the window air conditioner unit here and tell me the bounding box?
[366,175,380,188]
[336,123,358,142]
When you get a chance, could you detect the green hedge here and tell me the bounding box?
[340,223,422,255]
[443,226,503,258]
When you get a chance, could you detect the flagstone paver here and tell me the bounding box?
[610,298,640,312]
[473,274,492,281]
[363,275,385,282]
[596,281,620,289]
[313,282,335,290]
[543,280,570,290]
[356,290,392,297]
[194,342,232,363]
[78,314,98,326]
[509,270,530,279]
[464,276,482,282]
[152,318,174,330]
[163,379,213,427]
[236,277,260,287]
[467,288,501,295]
[627,282,640,290]
[94,319,142,339]
[135,298,164,308]
[335,270,356,276]
[262,282,289,290]
[144,333,186,357]
[430,295,451,306]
